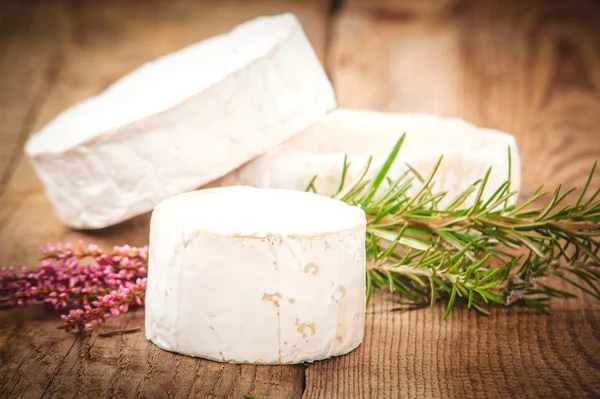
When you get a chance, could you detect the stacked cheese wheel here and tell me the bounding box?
[145,186,366,364]
[25,14,335,229]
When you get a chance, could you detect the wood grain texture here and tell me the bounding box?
[0,0,328,397]
[1,0,600,398]
[328,0,600,197]
[305,291,600,398]
[0,306,304,398]
[305,0,600,397]
[0,1,63,196]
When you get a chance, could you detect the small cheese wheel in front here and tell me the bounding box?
[144,186,367,364]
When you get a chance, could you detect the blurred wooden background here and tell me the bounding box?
[1,0,600,397]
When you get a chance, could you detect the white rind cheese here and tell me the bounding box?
[25,14,336,229]
[145,186,367,364]
[220,109,522,206]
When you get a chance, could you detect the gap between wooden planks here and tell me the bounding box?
[2,0,600,398]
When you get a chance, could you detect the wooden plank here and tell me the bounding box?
[327,0,600,197]
[305,291,600,398]
[305,0,600,397]
[0,1,64,195]
[0,0,330,397]
[0,306,304,398]
[343,0,460,16]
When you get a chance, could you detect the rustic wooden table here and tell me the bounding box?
[2,0,600,397]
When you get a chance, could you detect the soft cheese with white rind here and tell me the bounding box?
[25,13,336,229]
[145,186,366,364]
[221,109,521,206]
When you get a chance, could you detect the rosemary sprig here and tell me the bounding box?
[309,134,600,318]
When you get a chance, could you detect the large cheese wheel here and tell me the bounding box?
[145,186,366,364]
[25,14,336,229]
[219,109,522,207]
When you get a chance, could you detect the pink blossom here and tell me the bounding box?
[59,278,147,334]
[1,241,149,335]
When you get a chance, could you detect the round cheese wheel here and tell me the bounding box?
[145,186,367,364]
[218,109,522,208]
[25,14,335,230]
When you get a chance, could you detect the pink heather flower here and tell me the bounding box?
[1,242,149,334]
[59,278,147,334]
